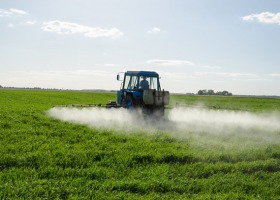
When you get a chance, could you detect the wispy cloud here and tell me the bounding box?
[157,71,195,80]
[8,23,15,28]
[103,64,118,67]
[25,20,37,25]
[146,59,195,66]
[242,12,280,25]
[41,20,123,39]
[195,72,259,79]
[0,8,28,17]
[268,73,280,77]
[10,8,28,15]
[148,27,161,33]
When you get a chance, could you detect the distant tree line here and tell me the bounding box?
[0,86,57,90]
[197,89,232,96]
[0,85,116,92]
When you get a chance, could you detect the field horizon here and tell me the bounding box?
[1,87,280,98]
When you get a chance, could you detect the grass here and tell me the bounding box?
[171,94,280,112]
[1,90,280,199]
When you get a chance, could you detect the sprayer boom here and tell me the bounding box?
[53,100,122,109]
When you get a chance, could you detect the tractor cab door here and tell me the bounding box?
[119,74,141,107]
[123,75,138,91]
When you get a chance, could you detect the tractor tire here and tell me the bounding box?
[121,95,133,108]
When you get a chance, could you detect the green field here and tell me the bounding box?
[1,90,280,199]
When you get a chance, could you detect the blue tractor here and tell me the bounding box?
[113,71,170,115]
[54,70,170,116]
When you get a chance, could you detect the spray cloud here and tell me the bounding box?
[47,107,280,150]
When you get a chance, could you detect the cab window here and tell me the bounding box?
[148,77,159,90]
[123,75,138,90]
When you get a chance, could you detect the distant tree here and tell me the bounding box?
[197,90,204,95]
[0,85,2,88]
[202,89,207,94]
[215,90,233,96]
[197,89,233,96]
[208,89,215,95]
[197,89,208,95]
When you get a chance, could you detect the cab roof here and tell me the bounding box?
[125,71,159,77]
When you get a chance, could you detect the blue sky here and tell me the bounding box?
[1,0,280,95]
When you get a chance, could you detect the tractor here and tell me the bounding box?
[54,70,170,116]
[113,71,170,116]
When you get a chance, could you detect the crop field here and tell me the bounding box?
[1,90,280,199]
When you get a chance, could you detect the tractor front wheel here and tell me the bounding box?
[122,95,133,108]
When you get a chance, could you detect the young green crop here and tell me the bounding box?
[171,94,280,112]
[1,90,280,199]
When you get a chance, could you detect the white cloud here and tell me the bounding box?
[8,23,15,28]
[200,65,222,70]
[146,59,195,66]
[157,71,195,80]
[103,64,118,67]
[25,20,37,25]
[242,15,254,21]
[268,73,280,77]
[148,27,161,33]
[195,72,259,79]
[0,8,28,17]
[242,12,280,25]
[41,20,124,39]
[9,8,28,15]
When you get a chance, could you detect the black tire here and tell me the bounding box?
[121,95,133,108]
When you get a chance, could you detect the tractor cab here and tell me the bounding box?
[116,70,169,115]
[117,71,161,107]
[120,71,161,91]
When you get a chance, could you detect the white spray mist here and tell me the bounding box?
[47,107,280,150]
